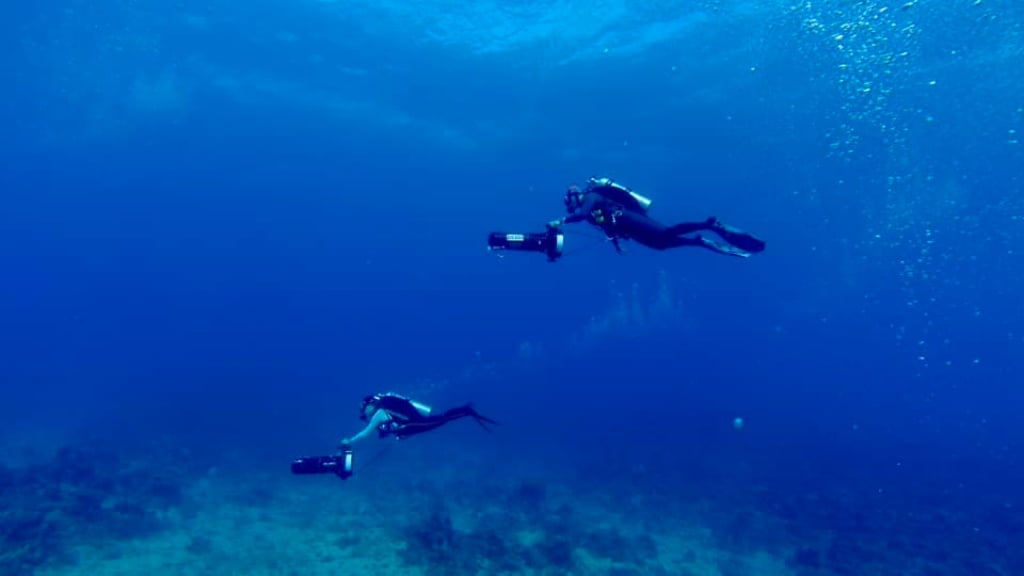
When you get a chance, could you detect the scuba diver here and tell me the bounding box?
[340,392,498,448]
[549,177,766,258]
[291,393,497,481]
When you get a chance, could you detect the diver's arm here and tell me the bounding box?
[341,410,390,447]
[563,195,596,224]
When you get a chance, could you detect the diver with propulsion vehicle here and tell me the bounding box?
[487,176,765,260]
[291,392,498,481]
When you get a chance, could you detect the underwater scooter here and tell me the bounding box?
[487,225,565,262]
[291,447,354,480]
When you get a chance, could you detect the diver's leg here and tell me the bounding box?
[440,405,498,429]
[706,219,766,253]
[393,405,497,439]
[663,234,751,258]
[665,218,717,236]
[392,418,449,439]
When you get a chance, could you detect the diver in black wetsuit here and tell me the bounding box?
[338,393,497,449]
[548,177,766,258]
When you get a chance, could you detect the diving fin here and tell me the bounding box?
[697,235,752,258]
[710,221,766,253]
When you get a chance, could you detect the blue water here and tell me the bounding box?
[3,1,1023,574]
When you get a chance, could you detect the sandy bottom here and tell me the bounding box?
[34,468,797,576]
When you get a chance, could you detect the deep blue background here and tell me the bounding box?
[2,1,1022,556]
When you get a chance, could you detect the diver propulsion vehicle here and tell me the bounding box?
[291,448,354,480]
[487,226,564,262]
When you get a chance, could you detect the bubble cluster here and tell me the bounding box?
[777,1,1024,369]
[789,1,922,160]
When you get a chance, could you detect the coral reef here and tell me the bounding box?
[730,485,1024,576]
[2,441,1016,576]
[398,478,662,576]
[0,444,192,574]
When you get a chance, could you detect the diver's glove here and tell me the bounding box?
[546,218,565,229]
[337,439,353,453]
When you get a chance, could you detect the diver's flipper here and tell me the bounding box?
[473,417,497,434]
[710,222,766,253]
[697,235,752,258]
[465,405,499,432]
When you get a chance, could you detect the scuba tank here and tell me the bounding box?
[408,399,432,418]
[372,393,433,419]
[587,177,652,213]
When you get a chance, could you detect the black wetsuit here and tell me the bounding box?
[565,188,765,256]
[374,395,496,440]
